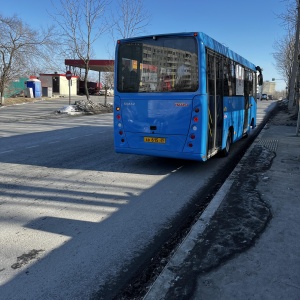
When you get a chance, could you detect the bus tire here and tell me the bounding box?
[221,131,232,157]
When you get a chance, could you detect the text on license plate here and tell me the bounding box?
[144,137,166,144]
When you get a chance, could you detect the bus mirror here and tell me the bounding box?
[256,66,263,86]
[258,74,263,86]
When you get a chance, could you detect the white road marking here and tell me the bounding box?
[26,145,39,149]
[48,141,60,144]
[0,150,14,154]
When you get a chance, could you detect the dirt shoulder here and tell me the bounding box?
[270,100,298,126]
[1,96,113,116]
[1,97,52,106]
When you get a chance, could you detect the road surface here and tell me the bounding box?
[0,99,277,299]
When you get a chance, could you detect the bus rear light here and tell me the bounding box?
[119,130,123,135]
[192,125,197,131]
[188,143,193,147]
[116,106,120,111]
[194,107,199,113]
[193,116,199,122]
[116,114,121,120]
[190,134,195,139]
[121,138,125,142]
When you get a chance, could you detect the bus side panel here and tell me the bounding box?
[222,96,245,148]
[249,96,257,129]
[196,94,209,160]
[196,43,209,159]
[242,95,257,134]
[181,95,208,160]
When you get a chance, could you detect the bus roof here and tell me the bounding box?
[118,32,257,72]
[197,32,257,71]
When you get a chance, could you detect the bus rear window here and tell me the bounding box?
[117,36,199,93]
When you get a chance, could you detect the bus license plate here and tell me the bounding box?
[144,137,166,144]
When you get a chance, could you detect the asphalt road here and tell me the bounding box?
[0,99,277,299]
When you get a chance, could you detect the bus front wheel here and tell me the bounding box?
[221,131,232,157]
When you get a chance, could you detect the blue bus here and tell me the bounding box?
[113,32,263,161]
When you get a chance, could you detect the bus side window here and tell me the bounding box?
[223,60,229,97]
[216,55,223,96]
[207,53,214,94]
[244,70,251,96]
[229,61,236,96]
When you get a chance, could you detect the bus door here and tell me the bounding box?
[243,93,249,134]
[206,51,223,156]
[243,70,253,133]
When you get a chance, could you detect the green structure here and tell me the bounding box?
[5,77,28,98]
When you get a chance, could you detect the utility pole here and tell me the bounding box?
[297,99,300,135]
[288,0,300,111]
[295,63,300,137]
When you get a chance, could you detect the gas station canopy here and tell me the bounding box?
[65,59,114,72]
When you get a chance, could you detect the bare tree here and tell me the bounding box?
[50,0,110,102]
[275,0,300,110]
[273,33,294,90]
[0,14,55,104]
[111,0,151,40]
[103,71,114,88]
[104,0,151,99]
[273,1,297,83]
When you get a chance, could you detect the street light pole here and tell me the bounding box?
[288,0,300,111]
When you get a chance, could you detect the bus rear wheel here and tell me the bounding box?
[221,131,232,157]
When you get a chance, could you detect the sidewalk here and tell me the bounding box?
[145,105,300,299]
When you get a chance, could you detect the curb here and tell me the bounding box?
[143,178,235,299]
[143,103,279,299]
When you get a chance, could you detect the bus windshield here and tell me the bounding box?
[117,36,199,93]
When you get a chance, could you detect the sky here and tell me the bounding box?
[1,0,291,91]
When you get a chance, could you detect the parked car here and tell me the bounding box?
[261,93,268,100]
[106,88,114,96]
[99,88,114,96]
